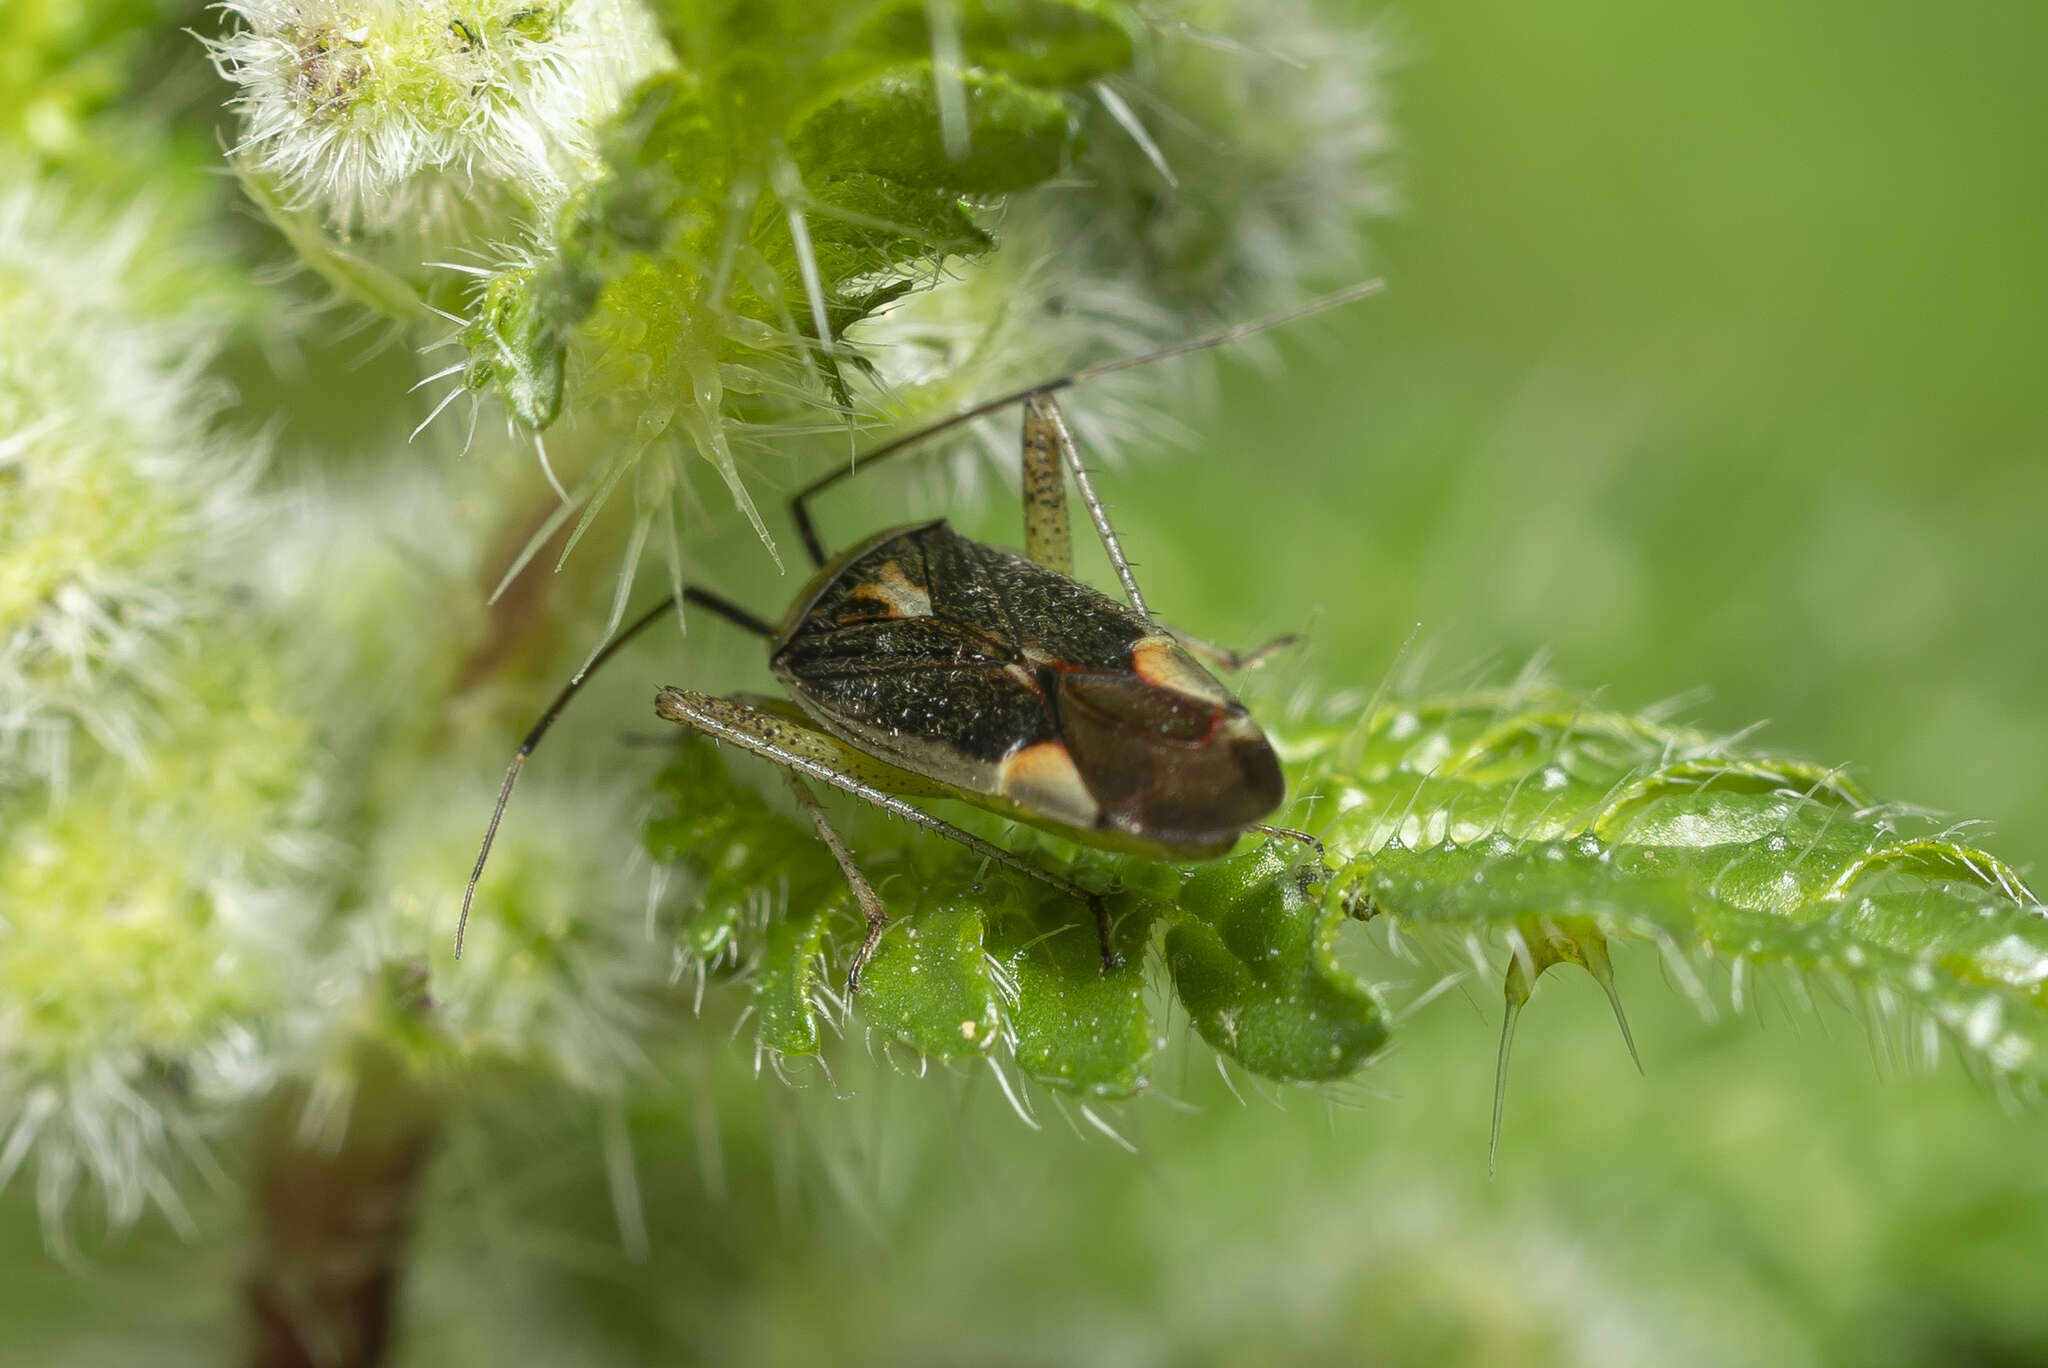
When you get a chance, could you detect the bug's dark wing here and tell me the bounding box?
[925,528,1150,668]
[772,615,1055,772]
[773,616,1003,678]
[784,521,1152,664]
[1052,671,1286,847]
[955,533,1284,845]
[778,522,1149,773]
[783,525,941,633]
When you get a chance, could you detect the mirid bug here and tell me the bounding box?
[458,281,1383,989]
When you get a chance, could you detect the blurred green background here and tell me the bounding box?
[6,1,2047,1364]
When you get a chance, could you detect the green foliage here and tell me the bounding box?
[1308,688,2048,1083]
[9,0,2043,1357]
[0,0,192,162]
[647,737,1383,1095]
[647,683,2048,1100]
[1168,845,1387,1081]
[465,0,1136,432]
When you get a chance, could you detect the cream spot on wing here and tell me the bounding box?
[849,559,932,618]
[998,740,1100,828]
[1131,636,1234,706]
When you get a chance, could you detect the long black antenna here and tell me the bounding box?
[455,587,772,958]
[792,279,1386,565]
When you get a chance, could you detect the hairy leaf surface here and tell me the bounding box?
[649,679,2048,1096]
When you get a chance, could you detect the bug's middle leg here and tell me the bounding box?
[779,772,890,992]
[653,688,1123,986]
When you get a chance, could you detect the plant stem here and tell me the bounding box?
[244,1050,441,1368]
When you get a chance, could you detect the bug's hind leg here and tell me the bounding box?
[1023,393,1304,672]
[653,688,1124,989]
[1021,393,1149,616]
[787,284,1386,572]
[1020,392,1075,576]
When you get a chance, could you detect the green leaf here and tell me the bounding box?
[753,904,835,1058]
[787,66,1078,195]
[646,743,849,1057]
[1166,843,1388,1082]
[459,264,572,429]
[465,0,1138,435]
[853,0,1140,87]
[856,900,1002,1060]
[1308,688,2048,1080]
[649,668,2048,1099]
[746,170,992,340]
[985,883,1155,1096]
[644,737,1384,1090]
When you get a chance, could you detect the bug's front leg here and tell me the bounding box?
[653,688,1124,989]
[1168,627,1303,674]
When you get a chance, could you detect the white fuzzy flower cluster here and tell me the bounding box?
[0,185,250,796]
[0,159,673,1246]
[0,175,340,1248]
[208,0,664,237]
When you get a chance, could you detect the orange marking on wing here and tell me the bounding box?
[1130,637,1233,706]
